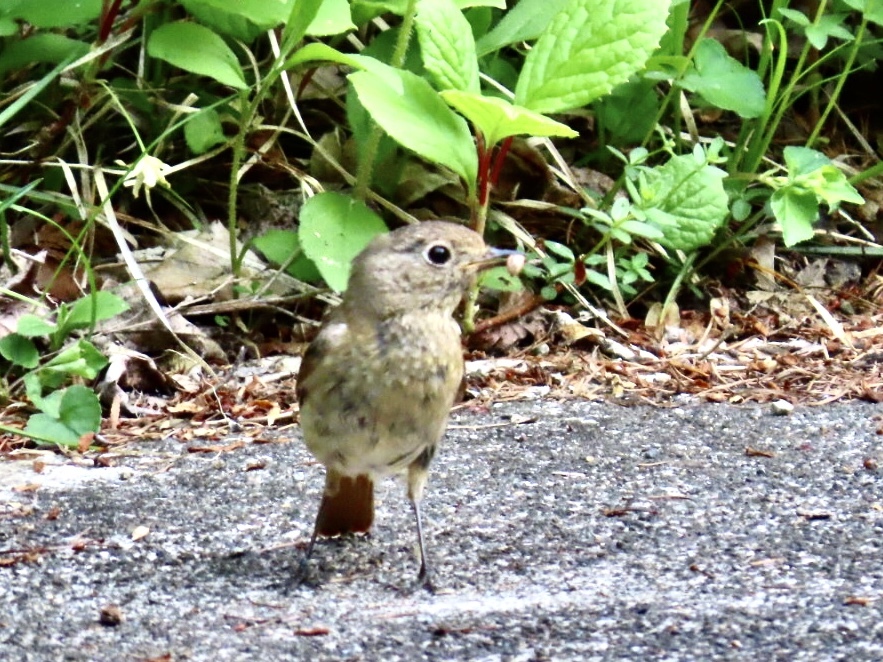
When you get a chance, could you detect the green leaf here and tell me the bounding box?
[783,146,831,177]
[147,21,248,89]
[479,266,525,292]
[416,0,480,93]
[638,154,729,252]
[350,68,478,186]
[783,147,864,207]
[440,90,577,147]
[680,39,766,119]
[25,385,101,447]
[808,167,864,207]
[41,340,108,381]
[298,192,388,292]
[585,269,613,290]
[185,108,227,154]
[544,240,575,262]
[178,0,273,41]
[777,8,811,27]
[285,42,388,78]
[65,292,129,331]
[618,219,665,240]
[514,0,672,113]
[24,414,81,446]
[253,229,323,282]
[180,0,294,27]
[475,0,570,56]
[779,9,853,50]
[770,187,818,247]
[0,0,101,28]
[0,18,17,36]
[307,0,356,36]
[0,34,90,78]
[17,314,57,337]
[282,0,324,51]
[0,334,39,369]
[840,0,883,26]
[595,80,660,144]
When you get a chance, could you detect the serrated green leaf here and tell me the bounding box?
[475,0,570,56]
[638,154,729,252]
[771,187,818,247]
[147,21,247,89]
[298,192,388,292]
[350,69,478,186]
[185,108,227,154]
[441,90,577,147]
[416,0,480,93]
[680,39,766,119]
[0,334,39,369]
[514,0,671,113]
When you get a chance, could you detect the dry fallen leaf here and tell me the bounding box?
[745,447,775,458]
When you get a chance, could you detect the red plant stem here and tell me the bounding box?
[99,0,124,44]
[476,132,491,207]
[296,68,317,99]
[488,136,513,192]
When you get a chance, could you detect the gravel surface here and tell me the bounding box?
[1,399,882,661]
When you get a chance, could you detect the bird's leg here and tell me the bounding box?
[408,456,435,592]
[294,498,325,584]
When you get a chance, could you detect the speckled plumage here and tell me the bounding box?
[297,221,509,584]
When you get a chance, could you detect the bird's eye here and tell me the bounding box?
[425,244,452,265]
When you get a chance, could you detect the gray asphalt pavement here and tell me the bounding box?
[1,399,882,661]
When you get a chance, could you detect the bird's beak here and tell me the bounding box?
[467,247,522,273]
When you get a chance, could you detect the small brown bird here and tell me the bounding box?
[296,220,515,586]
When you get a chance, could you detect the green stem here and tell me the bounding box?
[354,0,418,202]
[806,14,867,149]
[745,0,830,174]
[228,90,251,277]
[659,252,696,334]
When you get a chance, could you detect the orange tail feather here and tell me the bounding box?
[316,471,374,537]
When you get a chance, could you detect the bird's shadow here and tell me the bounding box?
[206,534,426,594]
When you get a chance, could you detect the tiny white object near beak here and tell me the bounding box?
[506,253,526,276]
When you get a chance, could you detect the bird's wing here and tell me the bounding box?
[295,318,349,404]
